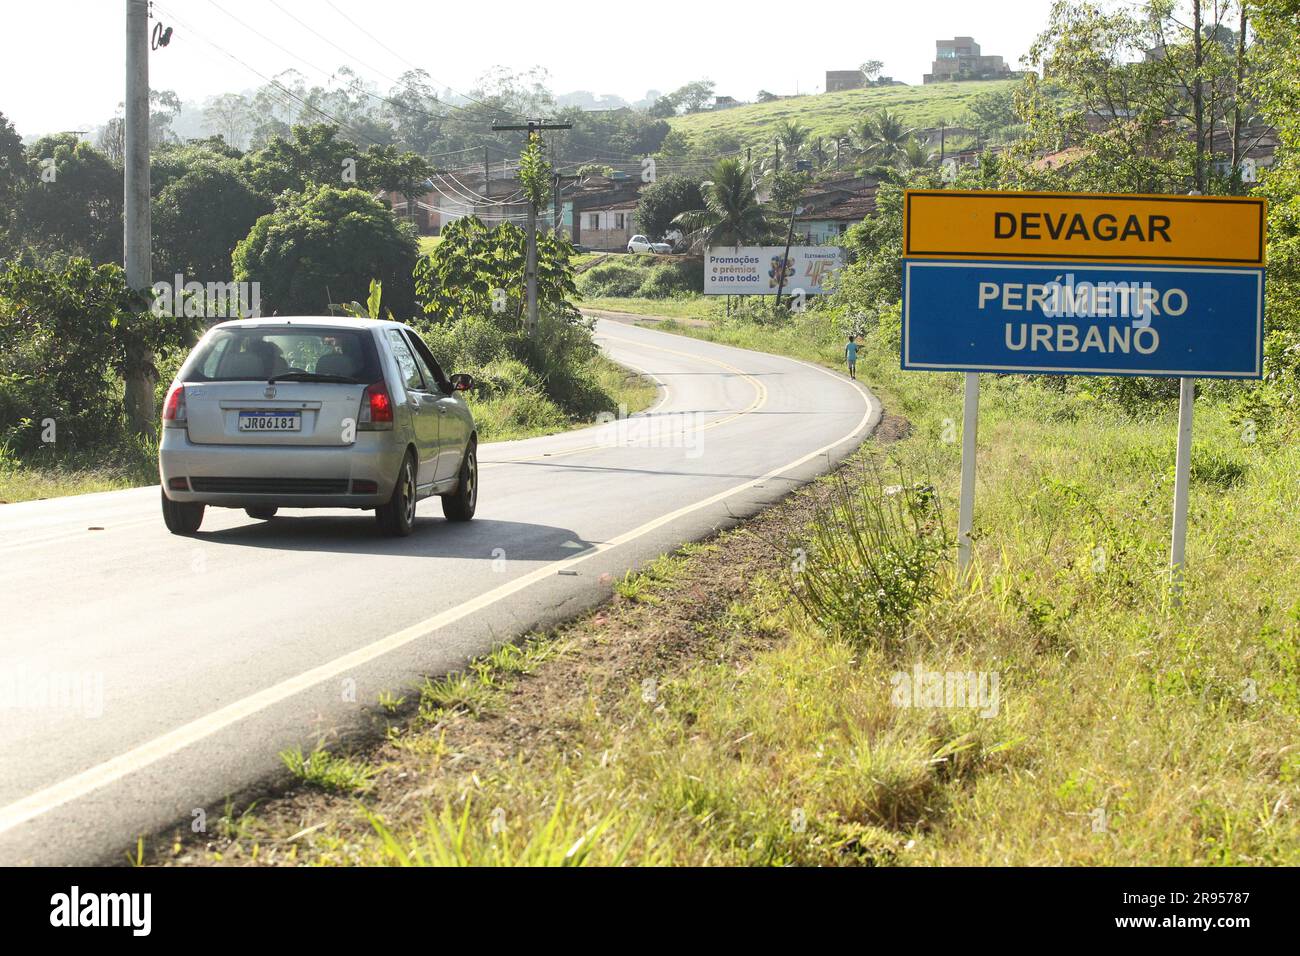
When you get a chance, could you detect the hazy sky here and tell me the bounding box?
[0,0,1053,137]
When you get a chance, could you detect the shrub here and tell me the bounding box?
[793,458,951,649]
[636,259,703,298]
[577,259,644,298]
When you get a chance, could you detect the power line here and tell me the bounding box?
[266,0,523,124]
[199,0,460,128]
[319,0,514,120]
[153,3,389,148]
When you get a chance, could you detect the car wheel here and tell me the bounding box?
[376,452,417,537]
[161,489,205,535]
[245,507,277,520]
[441,440,477,522]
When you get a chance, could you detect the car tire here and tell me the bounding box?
[245,507,277,520]
[161,489,205,535]
[441,440,477,522]
[376,452,417,537]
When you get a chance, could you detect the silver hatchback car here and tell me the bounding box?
[158,317,477,536]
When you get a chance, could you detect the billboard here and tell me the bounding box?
[703,246,844,296]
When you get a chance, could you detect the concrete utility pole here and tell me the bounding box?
[124,0,150,293]
[491,119,572,337]
[123,0,154,433]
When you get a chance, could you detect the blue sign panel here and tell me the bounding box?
[901,260,1264,379]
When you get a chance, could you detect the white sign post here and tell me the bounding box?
[957,372,979,576]
[1169,376,1195,603]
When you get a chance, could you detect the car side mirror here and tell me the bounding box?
[450,373,474,392]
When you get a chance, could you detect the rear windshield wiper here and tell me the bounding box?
[267,372,362,384]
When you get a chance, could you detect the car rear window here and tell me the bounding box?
[180,327,382,383]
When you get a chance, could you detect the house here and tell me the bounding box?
[826,70,866,92]
[712,95,743,110]
[795,194,877,244]
[923,37,1012,84]
[569,174,643,249]
[574,199,639,251]
[825,71,907,92]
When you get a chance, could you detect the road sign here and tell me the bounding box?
[901,260,1264,378]
[904,190,1266,266]
[901,188,1268,589]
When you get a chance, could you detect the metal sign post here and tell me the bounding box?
[957,372,979,575]
[1169,376,1195,603]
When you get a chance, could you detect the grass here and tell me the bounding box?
[667,79,1017,153]
[280,745,379,793]
[581,296,720,322]
[344,340,1299,864]
[417,235,442,255]
[0,439,156,505]
[467,351,658,443]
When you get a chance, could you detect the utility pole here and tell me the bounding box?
[491,119,572,337]
[773,203,802,314]
[124,0,154,432]
[483,145,490,198]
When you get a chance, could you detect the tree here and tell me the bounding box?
[241,123,360,198]
[852,109,913,163]
[149,90,183,148]
[358,144,434,222]
[203,93,252,150]
[775,120,810,159]
[636,174,705,242]
[670,158,771,249]
[661,80,716,115]
[153,158,271,282]
[860,60,885,82]
[1016,0,1254,194]
[18,135,122,265]
[965,88,1021,142]
[0,259,197,445]
[0,111,24,257]
[232,186,420,317]
[413,215,578,329]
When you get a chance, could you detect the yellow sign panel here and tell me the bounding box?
[904,190,1266,267]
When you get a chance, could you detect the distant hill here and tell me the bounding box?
[666,79,1018,152]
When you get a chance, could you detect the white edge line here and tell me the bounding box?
[0,338,879,837]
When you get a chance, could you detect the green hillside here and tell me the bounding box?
[666,79,1017,152]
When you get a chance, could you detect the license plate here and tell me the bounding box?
[238,411,301,432]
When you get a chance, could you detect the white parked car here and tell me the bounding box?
[627,235,672,254]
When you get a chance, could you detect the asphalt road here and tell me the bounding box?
[0,317,879,865]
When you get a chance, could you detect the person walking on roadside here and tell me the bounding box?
[844,335,859,380]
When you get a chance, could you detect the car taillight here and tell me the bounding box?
[162,383,186,426]
[358,381,393,430]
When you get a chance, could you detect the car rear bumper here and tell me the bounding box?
[158,428,406,508]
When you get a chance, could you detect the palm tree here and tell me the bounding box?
[852,108,913,163]
[670,158,770,250]
[897,136,938,171]
[774,119,809,159]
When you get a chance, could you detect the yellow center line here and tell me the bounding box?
[480,334,768,468]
